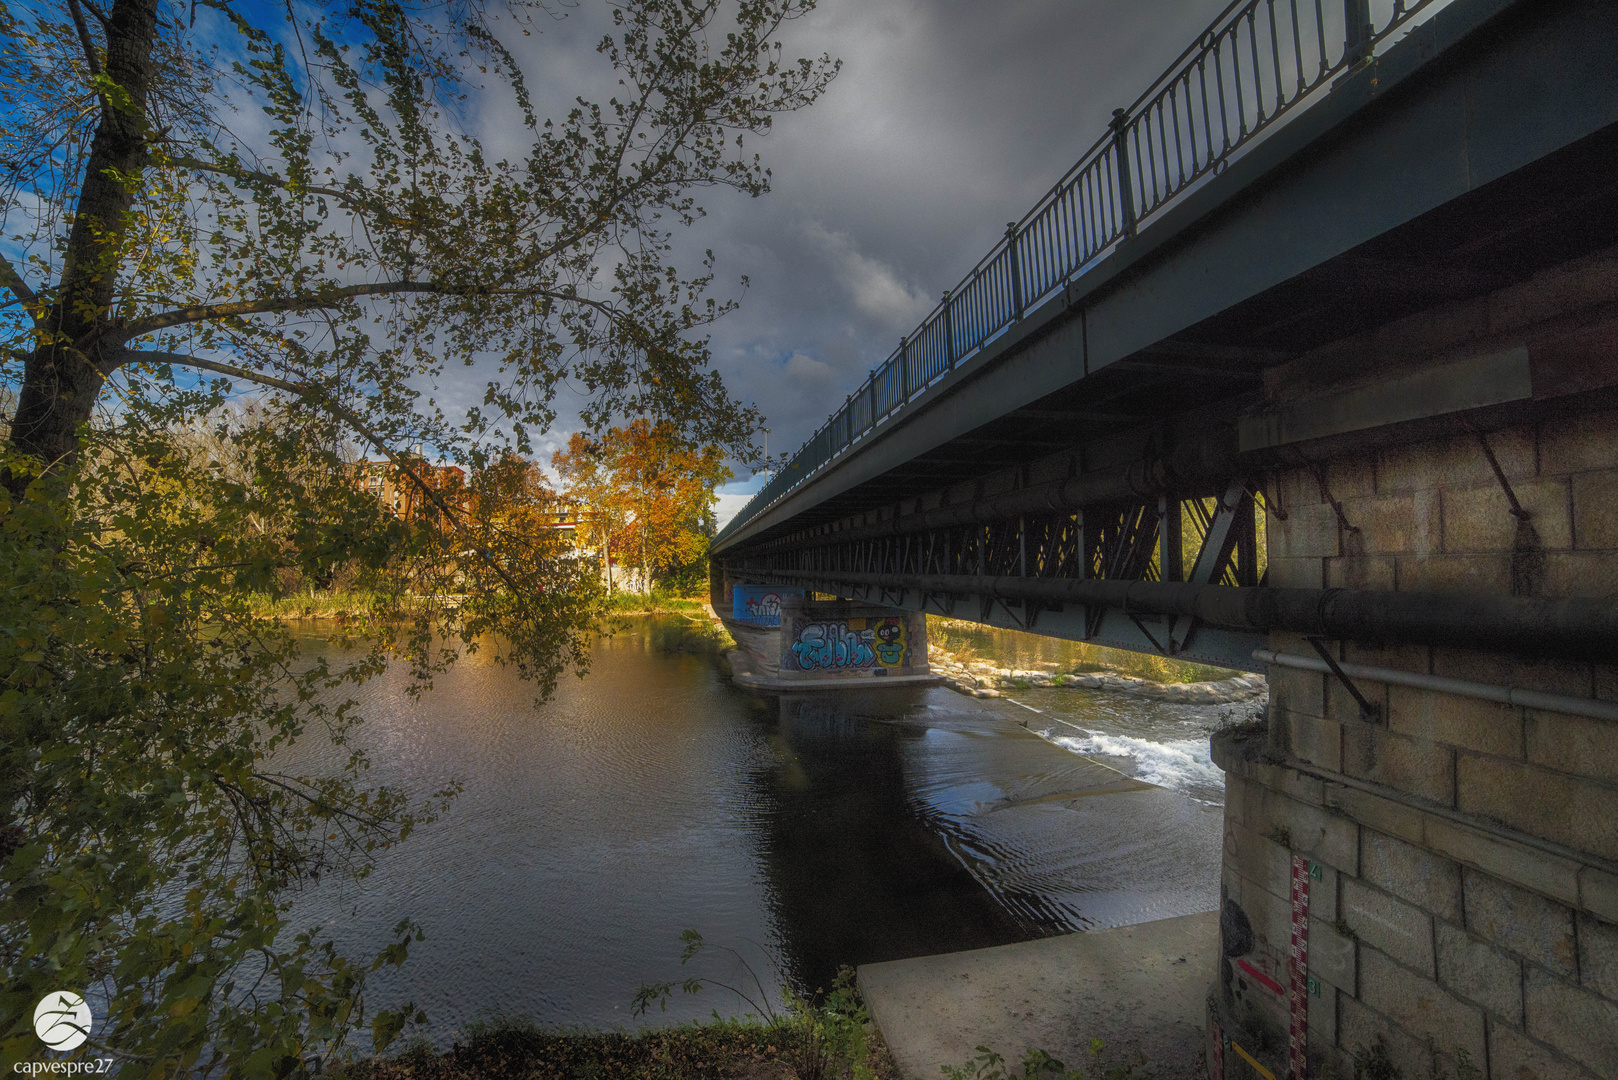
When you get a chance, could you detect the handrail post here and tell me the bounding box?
[1344,0,1373,66]
[1110,108,1138,239]
[942,290,957,368]
[866,372,877,430]
[1006,222,1024,321]
[899,336,911,402]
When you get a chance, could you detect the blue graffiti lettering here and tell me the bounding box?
[789,622,876,670]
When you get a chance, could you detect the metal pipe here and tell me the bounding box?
[1254,649,1618,722]
[734,568,1618,662]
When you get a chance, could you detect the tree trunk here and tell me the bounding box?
[7,0,161,483]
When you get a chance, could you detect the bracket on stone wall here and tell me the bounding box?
[1473,428,1545,597]
[1306,637,1380,721]
[1309,462,1360,538]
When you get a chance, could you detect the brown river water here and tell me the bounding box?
[284,616,1239,1046]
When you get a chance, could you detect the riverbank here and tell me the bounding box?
[921,616,1266,706]
[239,588,730,632]
[332,1011,901,1080]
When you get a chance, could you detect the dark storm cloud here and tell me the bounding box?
[448,1,1221,517]
[682,0,1216,522]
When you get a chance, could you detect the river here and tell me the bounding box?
[286,616,1237,1047]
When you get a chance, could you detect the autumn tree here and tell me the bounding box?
[552,419,729,590]
[0,0,836,1071]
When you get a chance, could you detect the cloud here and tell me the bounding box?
[712,473,768,531]
[801,222,932,330]
[782,352,838,390]
[435,0,1224,473]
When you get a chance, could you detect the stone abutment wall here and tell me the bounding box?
[1211,250,1618,1079]
[1213,408,1618,1079]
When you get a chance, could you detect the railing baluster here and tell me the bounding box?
[1007,223,1024,320]
[1232,24,1250,137]
[1198,56,1216,169]
[900,336,912,402]
[1344,0,1372,66]
[1290,0,1306,95]
[1110,110,1137,238]
[1268,0,1285,113]
[1247,9,1265,127]
[1313,0,1329,78]
[1169,79,1186,188]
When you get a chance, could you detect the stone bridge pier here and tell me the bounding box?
[1210,287,1618,1076]
[710,566,936,692]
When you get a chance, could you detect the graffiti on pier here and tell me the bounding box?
[790,622,875,670]
[732,585,803,627]
[787,616,907,671]
[873,618,906,666]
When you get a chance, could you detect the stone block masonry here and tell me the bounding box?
[1214,312,1618,1076]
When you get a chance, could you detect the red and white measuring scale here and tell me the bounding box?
[1287,852,1312,1079]
[1212,853,1312,1080]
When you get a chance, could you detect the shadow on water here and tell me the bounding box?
[749,689,1036,991]
[751,687,1223,995]
[282,615,1221,1044]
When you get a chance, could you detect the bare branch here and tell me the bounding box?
[164,154,411,226]
[109,281,618,345]
[65,0,104,78]
[0,253,40,316]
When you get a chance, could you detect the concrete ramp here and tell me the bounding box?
[858,911,1216,1079]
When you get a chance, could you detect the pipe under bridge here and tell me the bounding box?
[710,0,1618,673]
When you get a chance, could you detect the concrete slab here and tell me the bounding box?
[858,911,1217,1079]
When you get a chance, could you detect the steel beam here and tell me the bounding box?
[756,433,1240,552]
[729,569,1618,663]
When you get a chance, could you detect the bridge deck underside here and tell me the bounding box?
[748,119,1618,540]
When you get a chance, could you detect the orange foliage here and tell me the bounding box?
[552,421,731,584]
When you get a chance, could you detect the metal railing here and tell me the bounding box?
[717,0,1443,544]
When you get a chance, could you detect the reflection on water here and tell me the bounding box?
[284,617,1226,1046]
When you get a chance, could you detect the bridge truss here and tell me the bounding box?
[720,454,1270,669]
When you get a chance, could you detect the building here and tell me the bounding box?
[348,459,471,524]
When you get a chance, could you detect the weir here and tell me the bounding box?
[713,0,1618,1075]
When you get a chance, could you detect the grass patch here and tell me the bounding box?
[241,589,409,620]
[331,1013,899,1080]
[644,613,736,654]
[600,589,710,616]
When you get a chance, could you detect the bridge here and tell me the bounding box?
[710,0,1618,1078]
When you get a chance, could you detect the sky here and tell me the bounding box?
[493,0,1221,527]
[0,0,1222,523]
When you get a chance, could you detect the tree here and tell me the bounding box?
[552,419,729,591]
[551,431,630,590]
[0,0,836,1071]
